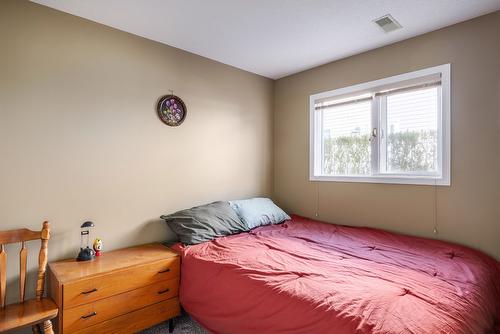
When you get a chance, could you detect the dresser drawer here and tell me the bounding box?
[72,297,180,334]
[63,278,179,333]
[63,257,179,308]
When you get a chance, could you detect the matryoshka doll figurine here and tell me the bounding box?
[93,238,103,256]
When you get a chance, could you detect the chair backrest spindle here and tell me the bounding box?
[19,241,27,302]
[35,222,50,301]
[0,244,6,308]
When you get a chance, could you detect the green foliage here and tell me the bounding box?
[323,130,437,175]
[387,130,437,172]
[323,134,371,175]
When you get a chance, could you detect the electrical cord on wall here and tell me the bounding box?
[433,178,439,234]
[315,182,320,217]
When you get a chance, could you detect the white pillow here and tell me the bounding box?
[229,197,291,230]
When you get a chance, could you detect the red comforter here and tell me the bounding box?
[176,215,500,334]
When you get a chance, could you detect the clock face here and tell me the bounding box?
[157,95,187,126]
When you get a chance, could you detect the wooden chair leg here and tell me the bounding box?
[32,324,41,334]
[43,320,54,334]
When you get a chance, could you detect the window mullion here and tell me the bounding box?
[379,96,387,174]
[370,95,380,175]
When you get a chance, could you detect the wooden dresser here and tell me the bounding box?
[48,243,180,334]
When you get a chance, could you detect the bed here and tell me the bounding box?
[174,214,500,334]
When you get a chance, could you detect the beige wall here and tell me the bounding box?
[274,12,500,260]
[1,1,499,322]
[0,0,273,307]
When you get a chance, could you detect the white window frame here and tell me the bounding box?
[309,64,451,186]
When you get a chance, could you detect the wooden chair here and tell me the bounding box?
[0,222,58,333]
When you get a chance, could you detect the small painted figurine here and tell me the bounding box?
[93,238,103,256]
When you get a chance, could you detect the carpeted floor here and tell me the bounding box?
[141,313,208,334]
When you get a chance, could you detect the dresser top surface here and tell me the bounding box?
[49,243,178,283]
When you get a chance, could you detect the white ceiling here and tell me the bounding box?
[32,0,500,79]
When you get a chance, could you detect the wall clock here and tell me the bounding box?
[157,94,187,126]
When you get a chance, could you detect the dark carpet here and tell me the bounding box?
[141,313,208,334]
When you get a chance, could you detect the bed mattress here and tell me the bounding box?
[176,215,500,334]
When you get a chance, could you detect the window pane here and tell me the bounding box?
[322,101,371,175]
[385,87,438,173]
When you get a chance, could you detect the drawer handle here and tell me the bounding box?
[81,312,97,319]
[158,288,170,295]
[81,288,98,295]
[158,268,170,274]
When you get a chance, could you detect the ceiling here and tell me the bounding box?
[32,0,500,79]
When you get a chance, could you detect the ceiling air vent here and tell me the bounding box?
[374,14,402,33]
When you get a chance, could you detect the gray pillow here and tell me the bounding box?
[229,197,291,229]
[160,201,247,245]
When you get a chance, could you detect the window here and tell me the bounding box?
[310,64,450,185]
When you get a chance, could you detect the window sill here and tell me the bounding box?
[309,175,450,186]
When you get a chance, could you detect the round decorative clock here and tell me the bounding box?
[157,94,187,126]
